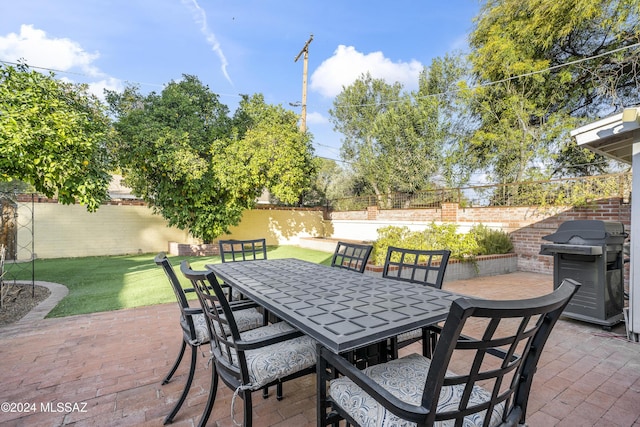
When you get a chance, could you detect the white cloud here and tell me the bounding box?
[87,77,124,101]
[0,24,101,76]
[306,111,329,125]
[0,24,123,101]
[182,0,233,86]
[310,45,423,98]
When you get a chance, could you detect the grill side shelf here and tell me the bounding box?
[539,244,603,256]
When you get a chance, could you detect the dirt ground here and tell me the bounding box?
[0,284,50,326]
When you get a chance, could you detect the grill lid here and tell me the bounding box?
[542,220,626,245]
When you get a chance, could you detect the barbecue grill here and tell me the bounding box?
[540,220,627,327]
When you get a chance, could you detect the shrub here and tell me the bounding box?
[469,224,513,255]
[371,223,512,265]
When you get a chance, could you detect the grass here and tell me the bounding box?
[11,246,334,318]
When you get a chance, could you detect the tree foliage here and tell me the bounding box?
[464,0,639,182]
[107,76,315,242]
[303,157,368,207]
[329,56,465,207]
[0,63,113,210]
[215,94,316,206]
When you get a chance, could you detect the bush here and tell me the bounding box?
[469,224,513,255]
[371,223,512,265]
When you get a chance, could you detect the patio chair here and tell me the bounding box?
[180,261,317,427]
[219,238,267,263]
[329,241,375,365]
[382,246,451,358]
[318,279,581,427]
[154,253,264,425]
[218,238,267,302]
[330,241,373,273]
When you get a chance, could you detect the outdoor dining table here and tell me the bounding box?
[207,258,461,426]
[207,258,461,353]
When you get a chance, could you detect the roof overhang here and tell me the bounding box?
[570,106,640,165]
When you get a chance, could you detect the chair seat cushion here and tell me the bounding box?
[237,322,317,390]
[397,328,422,343]
[329,353,505,427]
[231,307,264,333]
[182,308,263,345]
[181,313,210,345]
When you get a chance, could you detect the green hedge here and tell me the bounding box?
[371,223,513,266]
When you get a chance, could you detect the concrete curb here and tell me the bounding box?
[11,280,68,323]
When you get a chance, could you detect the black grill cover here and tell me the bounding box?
[542,220,626,246]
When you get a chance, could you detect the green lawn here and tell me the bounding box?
[11,246,333,318]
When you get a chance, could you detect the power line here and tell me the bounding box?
[5,40,639,109]
[0,59,164,88]
[331,41,640,109]
[0,58,242,98]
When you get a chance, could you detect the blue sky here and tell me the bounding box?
[1,1,480,161]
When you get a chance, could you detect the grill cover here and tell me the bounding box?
[539,219,626,327]
[542,220,626,246]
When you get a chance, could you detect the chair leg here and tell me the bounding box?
[276,382,283,401]
[244,391,253,427]
[164,344,197,425]
[421,328,430,358]
[389,337,399,360]
[162,340,186,385]
[260,383,282,400]
[197,363,218,427]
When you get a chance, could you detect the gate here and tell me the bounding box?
[0,192,35,299]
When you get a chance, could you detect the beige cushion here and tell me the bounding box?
[329,353,505,427]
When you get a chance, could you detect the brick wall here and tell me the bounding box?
[510,198,630,274]
[330,198,631,276]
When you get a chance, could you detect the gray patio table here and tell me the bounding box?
[207,258,461,426]
[206,258,460,354]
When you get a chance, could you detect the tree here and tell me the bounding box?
[303,157,345,206]
[329,55,467,206]
[107,77,315,242]
[0,63,113,210]
[464,0,639,182]
[414,54,470,188]
[215,94,316,207]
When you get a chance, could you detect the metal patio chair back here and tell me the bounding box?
[330,241,373,273]
[218,238,267,263]
[319,279,581,427]
[218,238,267,302]
[154,253,263,425]
[382,246,451,288]
[382,247,452,357]
[180,262,317,427]
[154,252,210,424]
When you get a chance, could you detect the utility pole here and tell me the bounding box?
[294,34,313,133]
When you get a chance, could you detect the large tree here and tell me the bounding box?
[465,0,640,182]
[0,63,113,210]
[107,77,315,242]
[330,57,464,207]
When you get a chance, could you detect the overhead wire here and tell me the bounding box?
[329,41,640,109]
[4,41,640,110]
[3,41,639,167]
[0,58,244,98]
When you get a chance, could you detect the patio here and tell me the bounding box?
[0,271,638,427]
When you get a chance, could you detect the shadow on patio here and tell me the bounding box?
[0,272,638,427]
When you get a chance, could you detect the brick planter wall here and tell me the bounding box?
[363,253,518,281]
[330,198,630,279]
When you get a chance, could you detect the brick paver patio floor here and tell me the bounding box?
[1,272,639,426]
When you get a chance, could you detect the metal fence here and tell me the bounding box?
[0,192,35,296]
[329,172,632,211]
